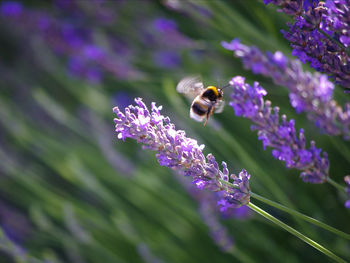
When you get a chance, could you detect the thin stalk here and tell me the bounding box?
[247,202,347,263]
[327,178,347,192]
[250,192,350,240]
[218,179,350,240]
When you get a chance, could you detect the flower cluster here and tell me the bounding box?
[176,173,251,252]
[0,1,141,83]
[222,39,350,140]
[199,197,234,252]
[176,177,238,252]
[345,176,350,209]
[263,0,321,16]
[264,0,350,88]
[229,76,329,184]
[113,98,251,208]
[325,1,350,48]
[148,17,195,69]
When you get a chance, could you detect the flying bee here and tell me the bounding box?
[176,76,229,126]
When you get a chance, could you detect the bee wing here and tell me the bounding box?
[214,100,225,113]
[176,75,204,99]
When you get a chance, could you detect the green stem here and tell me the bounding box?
[250,192,350,240]
[218,179,350,240]
[327,178,347,192]
[229,247,255,263]
[247,203,347,263]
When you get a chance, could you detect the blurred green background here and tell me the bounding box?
[0,0,349,262]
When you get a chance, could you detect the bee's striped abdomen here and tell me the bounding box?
[191,102,207,116]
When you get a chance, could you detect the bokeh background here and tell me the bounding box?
[0,0,349,262]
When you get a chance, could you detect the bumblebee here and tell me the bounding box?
[176,76,228,126]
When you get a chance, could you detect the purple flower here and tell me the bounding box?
[176,175,251,251]
[263,0,316,15]
[153,18,177,32]
[264,0,350,88]
[153,50,181,69]
[112,92,133,111]
[345,176,350,209]
[226,205,252,219]
[176,176,238,252]
[82,44,105,60]
[0,201,32,244]
[147,17,195,50]
[217,170,251,210]
[304,0,320,11]
[229,76,329,184]
[113,98,251,208]
[67,57,103,84]
[222,39,350,140]
[199,198,234,252]
[1,3,142,81]
[0,228,30,262]
[0,1,22,17]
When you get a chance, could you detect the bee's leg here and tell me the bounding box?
[209,106,215,116]
[203,115,209,127]
[203,106,214,127]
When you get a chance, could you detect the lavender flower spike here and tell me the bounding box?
[113,98,250,209]
[345,176,350,209]
[199,198,234,252]
[264,0,350,88]
[222,39,350,140]
[229,76,329,184]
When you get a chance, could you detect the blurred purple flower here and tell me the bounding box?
[60,23,88,50]
[82,44,105,60]
[0,2,142,81]
[153,50,181,69]
[229,76,329,184]
[222,39,350,140]
[199,197,234,252]
[147,17,195,49]
[153,18,177,32]
[225,205,252,219]
[67,57,103,84]
[113,98,251,208]
[53,0,116,24]
[345,176,350,209]
[53,0,77,11]
[0,201,32,244]
[0,1,22,17]
[112,92,133,111]
[176,174,250,252]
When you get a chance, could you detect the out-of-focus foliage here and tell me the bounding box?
[0,0,349,262]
